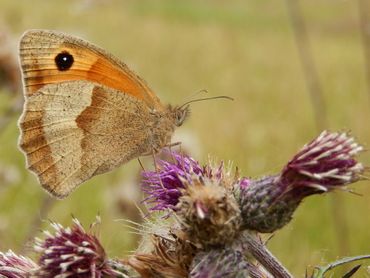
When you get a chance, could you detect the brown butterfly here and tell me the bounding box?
[18,29,190,198]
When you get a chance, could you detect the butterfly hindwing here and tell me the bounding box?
[19,80,150,197]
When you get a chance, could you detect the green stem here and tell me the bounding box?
[312,254,370,278]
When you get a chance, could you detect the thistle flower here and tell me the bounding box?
[0,250,38,278]
[239,131,365,233]
[142,152,249,212]
[280,131,364,194]
[142,153,246,246]
[189,248,249,278]
[34,218,123,278]
[142,152,203,211]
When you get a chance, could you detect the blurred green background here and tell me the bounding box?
[0,0,369,276]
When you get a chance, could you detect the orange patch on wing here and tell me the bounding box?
[75,86,105,132]
[23,45,145,96]
[21,40,161,109]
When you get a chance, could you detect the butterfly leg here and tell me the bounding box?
[151,148,168,190]
[151,149,159,172]
[137,157,145,171]
[161,141,183,165]
[167,142,181,165]
[165,141,182,148]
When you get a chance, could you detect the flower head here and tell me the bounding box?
[34,218,119,278]
[280,131,364,196]
[142,152,246,246]
[142,152,203,211]
[0,250,38,278]
[142,152,247,213]
[239,131,366,233]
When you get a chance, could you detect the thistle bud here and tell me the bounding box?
[239,131,365,233]
[280,131,364,194]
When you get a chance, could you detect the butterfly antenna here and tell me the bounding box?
[181,89,209,103]
[179,95,234,109]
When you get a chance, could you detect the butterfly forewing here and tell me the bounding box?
[19,29,162,109]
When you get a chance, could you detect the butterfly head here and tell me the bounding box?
[171,105,190,127]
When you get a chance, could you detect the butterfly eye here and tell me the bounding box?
[176,116,183,126]
[174,107,189,127]
[55,51,74,71]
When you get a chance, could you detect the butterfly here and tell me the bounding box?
[18,29,190,198]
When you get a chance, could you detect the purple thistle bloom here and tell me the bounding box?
[142,152,248,213]
[239,131,365,233]
[142,152,246,246]
[0,250,38,278]
[280,130,364,196]
[142,152,203,211]
[34,218,120,278]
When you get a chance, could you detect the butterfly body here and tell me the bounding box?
[18,30,188,198]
